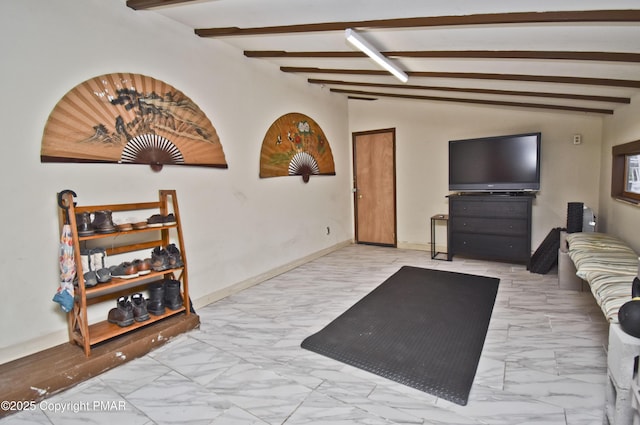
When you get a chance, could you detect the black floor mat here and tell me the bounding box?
[301,266,499,406]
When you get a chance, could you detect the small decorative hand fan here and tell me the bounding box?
[41,72,227,171]
[259,112,335,183]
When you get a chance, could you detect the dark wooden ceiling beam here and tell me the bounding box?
[245,50,640,63]
[329,88,614,114]
[281,67,640,88]
[409,72,640,88]
[126,0,198,10]
[394,51,640,62]
[196,10,640,37]
[245,51,366,58]
[307,79,631,103]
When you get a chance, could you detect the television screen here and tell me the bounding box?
[448,132,541,192]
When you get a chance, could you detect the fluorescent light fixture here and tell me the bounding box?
[345,28,408,83]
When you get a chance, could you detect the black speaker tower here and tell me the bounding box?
[566,202,584,233]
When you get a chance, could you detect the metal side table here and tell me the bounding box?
[430,214,449,260]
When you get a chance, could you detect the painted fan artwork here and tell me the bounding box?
[260,113,335,183]
[41,73,227,170]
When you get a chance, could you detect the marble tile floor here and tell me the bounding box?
[4,244,609,424]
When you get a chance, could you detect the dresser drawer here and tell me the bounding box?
[450,217,528,236]
[450,233,529,262]
[450,199,529,218]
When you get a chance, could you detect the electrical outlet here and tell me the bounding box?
[573,134,582,145]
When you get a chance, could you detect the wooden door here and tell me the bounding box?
[353,129,397,246]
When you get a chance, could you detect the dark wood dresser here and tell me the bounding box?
[447,194,534,266]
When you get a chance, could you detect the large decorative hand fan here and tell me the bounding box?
[260,113,335,183]
[41,73,227,170]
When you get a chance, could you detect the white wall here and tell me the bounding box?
[348,98,604,251]
[600,94,640,253]
[0,1,353,363]
[3,0,639,365]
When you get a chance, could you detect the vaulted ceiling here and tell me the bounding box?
[126,0,640,115]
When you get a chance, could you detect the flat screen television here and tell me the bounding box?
[448,132,541,193]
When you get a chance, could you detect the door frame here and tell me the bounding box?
[352,128,397,247]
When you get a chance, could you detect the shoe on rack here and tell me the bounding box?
[80,249,98,287]
[147,282,165,315]
[116,223,133,232]
[107,296,134,327]
[131,293,150,322]
[132,221,148,230]
[146,214,165,228]
[82,249,101,272]
[91,248,111,283]
[92,210,116,234]
[83,262,98,288]
[132,258,152,275]
[164,279,183,310]
[163,213,176,226]
[165,244,184,268]
[110,262,139,279]
[75,212,94,236]
[146,213,176,227]
[150,246,170,271]
[80,248,92,273]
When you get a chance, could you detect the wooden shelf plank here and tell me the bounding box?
[74,201,161,213]
[77,223,177,242]
[87,307,187,346]
[85,267,184,299]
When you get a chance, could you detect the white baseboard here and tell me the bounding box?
[0,330,69,365]
[398,242,430,251]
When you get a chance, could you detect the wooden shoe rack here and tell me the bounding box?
[57,189,196,356]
